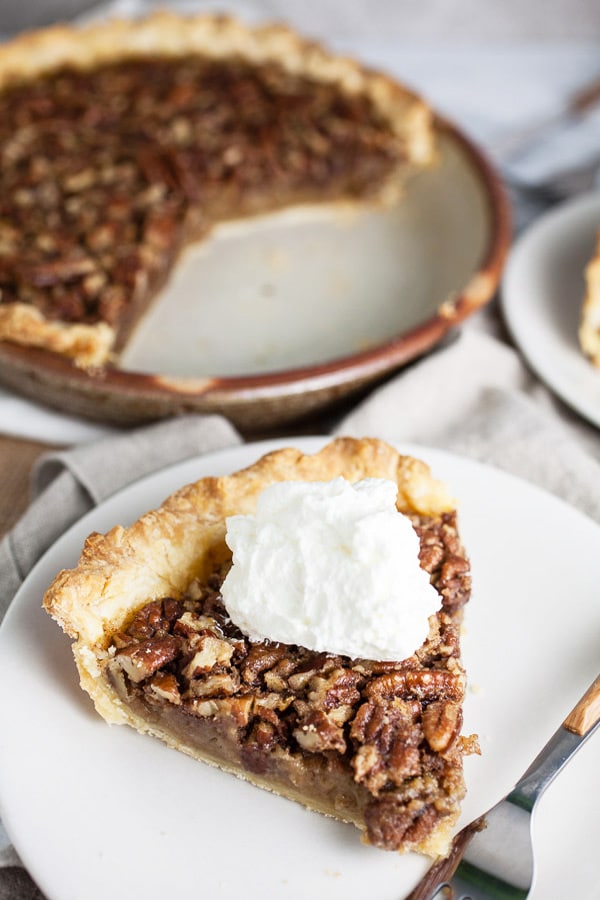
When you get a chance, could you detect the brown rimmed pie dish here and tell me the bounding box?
[0,13,510,433]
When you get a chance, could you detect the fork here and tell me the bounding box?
[407,673,600,900]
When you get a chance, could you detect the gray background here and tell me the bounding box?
[0,0,599,39]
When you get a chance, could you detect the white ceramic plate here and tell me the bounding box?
[0,438,598,900]
[502,191,600,428]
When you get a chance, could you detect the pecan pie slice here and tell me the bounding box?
[0,14,435,368]
[44,437,477,858]
[579,232,600,369]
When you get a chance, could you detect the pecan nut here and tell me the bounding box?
[422,700,462,753]
[293,709,347,754]
[115,636,179,683]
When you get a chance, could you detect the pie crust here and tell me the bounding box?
[579,233,600,368]
[44,437,476,858]
[0,13,435,369]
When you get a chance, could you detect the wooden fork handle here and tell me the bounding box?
[563,675,600,736]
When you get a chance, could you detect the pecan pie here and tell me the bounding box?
[579,233,600,369]
[44,437,477,858]
[0,14,435,368]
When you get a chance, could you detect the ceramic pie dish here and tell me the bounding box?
[0,12,510,432]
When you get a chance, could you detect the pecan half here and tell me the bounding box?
[241,643,289,685]
[365,669,464,703]
[307,667,363,710]
[422,700,462,753]
[350,699,422,793]
[115,636,179,683]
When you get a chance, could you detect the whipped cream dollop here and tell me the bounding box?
[221,477,440,661]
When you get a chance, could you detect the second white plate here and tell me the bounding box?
[502,190,600,428]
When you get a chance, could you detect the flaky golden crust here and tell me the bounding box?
[579,233,600,369]
[0,13,435,368]
[0,303,114,368]
[44,437,454,649]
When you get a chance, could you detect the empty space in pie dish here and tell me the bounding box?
[119,131,491,378]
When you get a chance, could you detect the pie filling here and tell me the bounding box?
[105,510,476,853]
[0,54,410,360]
